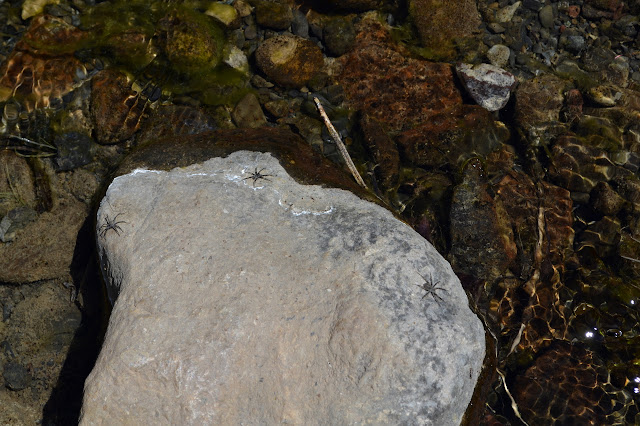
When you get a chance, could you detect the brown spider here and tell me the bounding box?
[99,213,126,237]
[416,272,447,305]
[242,167,273,186]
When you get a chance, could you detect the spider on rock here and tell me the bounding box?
[99,213,126,238]
[242,167,274,186]
[416,272,447,305]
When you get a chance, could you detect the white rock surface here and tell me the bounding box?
[456,63,517,112]
[82,151,485,425]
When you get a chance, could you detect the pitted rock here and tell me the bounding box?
[82,151,485,425]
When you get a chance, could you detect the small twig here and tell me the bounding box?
[313,97,367,188]
[2,134,57,157]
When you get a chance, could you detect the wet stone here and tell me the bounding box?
[3,362,31,391]
[83,148,485,424]
[456,63,517,112]
[487,44,510,68]
[539,4,555,29]
[91,70,147,145]
[254,0,292,31]
[590,182,625,216]
[359,113,399,191]
[254,34,324,89]
[53,131,94,171]
[323,17,356,57]
[548,136,618,193]
[291,8,309,38]
[231,93,267,129]
[449,159,517,281]
[137,104,218,146]
[338,17,463,133]
[158,9,224,74]
[514,74,567,127]
[513,341,612,425]
[0,206,37,243]
[576,215,621,258]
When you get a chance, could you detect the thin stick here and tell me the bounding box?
[313,97,367,188]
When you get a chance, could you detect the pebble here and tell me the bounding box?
[291,8,309,38]
[496,1,521,23]
[231,93,267,128]
[254,0,292,31]
[456,63,517,112]
[254,34,324,89]
[539,4,555,29]
[487,44,511,68]
[3,362,31,391]
[323,17,356,57]
[0,206,37,243]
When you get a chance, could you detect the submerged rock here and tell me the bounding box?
[409,0,482,59]
[456,63,517,112]
[82,146,484,424]
[254,34,324,89]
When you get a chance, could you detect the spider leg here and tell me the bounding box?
[431,292,445,304]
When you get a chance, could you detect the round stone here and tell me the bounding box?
[254,35,324,89]
[487,44,511,68]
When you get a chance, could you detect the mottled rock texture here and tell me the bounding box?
[255,34,324,89]
[82,151,485,425]
[409,0,482,58]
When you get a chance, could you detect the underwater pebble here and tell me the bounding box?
[254,34,324,89]
[538,4,555,29]
[231,93,266,128]
[456,63,517,111]
[3,362,31,391]
[0,206,37,243]
[323,17,356,57]
[587,85,622,107]
[291,8,309,38]
[496,1,521,23]
[487,44,511,68]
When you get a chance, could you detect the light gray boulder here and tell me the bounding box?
[82,151,485,425]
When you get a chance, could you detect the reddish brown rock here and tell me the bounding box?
[21,15,88,54]
[338,19,462,133]
[91,70,148,144]
[0,15,88,110]
[513,341,612,425]
[338,17,506,167]
[358,113,399,191]
[495,172,574,278]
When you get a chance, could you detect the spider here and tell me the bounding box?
[99,213,126,238]
[416,272,447,305]
[242,167,274,186]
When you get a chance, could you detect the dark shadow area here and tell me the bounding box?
[41,214,110,425]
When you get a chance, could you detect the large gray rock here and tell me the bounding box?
[82,151,485,425]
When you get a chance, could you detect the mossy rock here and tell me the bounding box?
[158,8,225,75]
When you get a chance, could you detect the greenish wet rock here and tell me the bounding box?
[323,17,356,57]
[254,0,292,31]
[204,2,239,28]
[408,0,482,60]
[158,8,224,75]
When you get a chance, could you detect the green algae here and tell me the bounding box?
[79,0,248,106]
